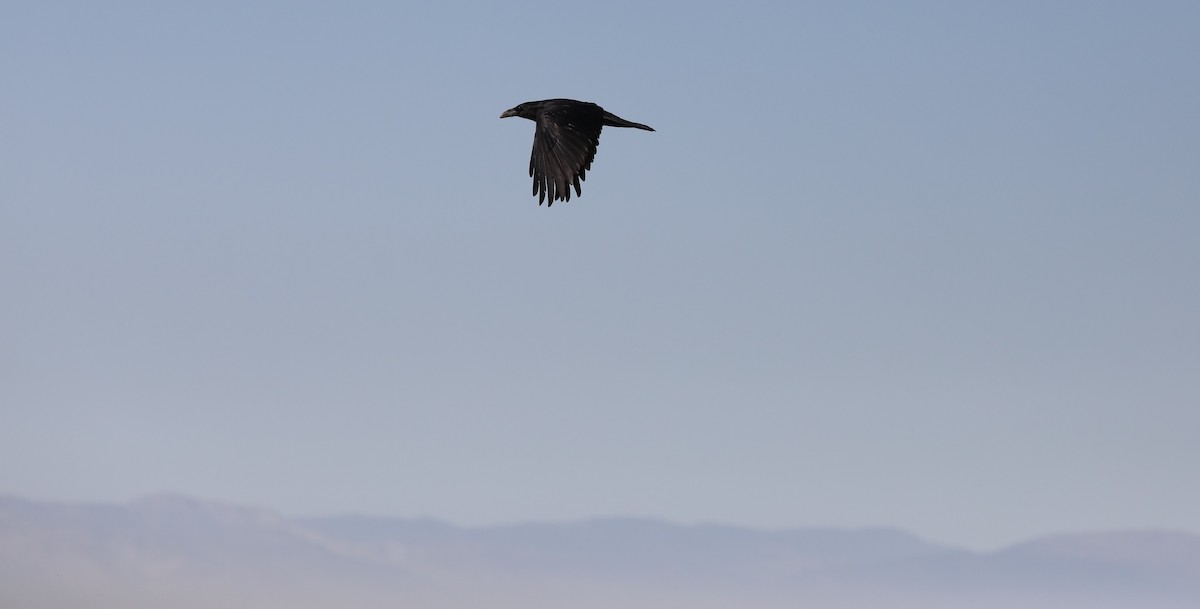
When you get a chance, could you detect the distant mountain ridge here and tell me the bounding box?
[2,493,1198,609]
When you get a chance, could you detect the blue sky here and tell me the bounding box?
[3,1,1198,549]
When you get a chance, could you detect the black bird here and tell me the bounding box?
[500,99,654,205]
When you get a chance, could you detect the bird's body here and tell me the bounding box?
[500,99,654,205]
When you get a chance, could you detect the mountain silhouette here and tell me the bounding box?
[3,493,1198,609]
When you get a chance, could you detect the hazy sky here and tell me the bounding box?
[3,1,1198,549]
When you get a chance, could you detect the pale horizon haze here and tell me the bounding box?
[3,1,1198,551]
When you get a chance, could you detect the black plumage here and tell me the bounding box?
[500,99,654,205]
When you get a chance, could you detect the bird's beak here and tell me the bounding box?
[500,108,517,119]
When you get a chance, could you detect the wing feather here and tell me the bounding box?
[529,105,602,205]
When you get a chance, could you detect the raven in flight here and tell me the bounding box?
[500,99,654,205]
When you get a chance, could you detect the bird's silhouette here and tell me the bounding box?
[500,99,654,205]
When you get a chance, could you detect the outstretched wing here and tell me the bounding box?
[529,105,602,205]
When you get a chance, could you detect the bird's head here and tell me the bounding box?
[500,102,535,120]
